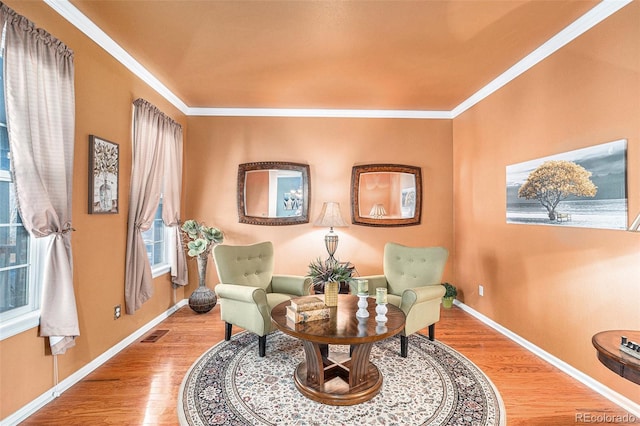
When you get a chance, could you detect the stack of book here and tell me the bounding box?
[286,295,330,323]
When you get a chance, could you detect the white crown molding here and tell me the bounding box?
[453,300,640,418]
[451,0,633,118]
[42,0,190,114]
[44,0,632,119]
[187,107,452,119]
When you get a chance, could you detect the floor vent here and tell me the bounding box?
[141,329,169,343]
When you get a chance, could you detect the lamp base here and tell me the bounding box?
[325,232,339,263]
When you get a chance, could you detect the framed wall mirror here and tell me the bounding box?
[351,164,422,227]
[237,162,310,225]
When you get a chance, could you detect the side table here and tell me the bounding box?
[592,330,640,385]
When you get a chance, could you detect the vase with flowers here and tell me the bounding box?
[180,219,224,313]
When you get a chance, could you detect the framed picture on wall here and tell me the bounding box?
[506,139,627,230]
[88,135,119,214]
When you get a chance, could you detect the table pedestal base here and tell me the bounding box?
[293,341,382,405]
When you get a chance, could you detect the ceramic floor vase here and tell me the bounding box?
[189,255,217,313]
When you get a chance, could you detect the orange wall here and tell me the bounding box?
[0,1,188,419]
[452,2,639,403]
[184,116,453,279]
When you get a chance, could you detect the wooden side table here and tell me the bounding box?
[592,330,640,385]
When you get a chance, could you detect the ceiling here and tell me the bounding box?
[66,0,606,113]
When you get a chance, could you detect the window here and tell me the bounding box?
[141,196,171,277]
[0,55,46,340]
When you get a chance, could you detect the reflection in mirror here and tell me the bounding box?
[238,162,310,225]
[358,172,416,219]
[245,170,303,218]
[351,164,422,227]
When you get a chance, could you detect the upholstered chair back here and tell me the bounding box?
[383,242,448,296]
[213,241,275,292]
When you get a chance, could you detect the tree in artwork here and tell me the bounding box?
[93,138,119,211]
[517,160,597,221]
[94,140,118,182]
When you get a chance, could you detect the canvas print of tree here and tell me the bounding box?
[506,139,627,230]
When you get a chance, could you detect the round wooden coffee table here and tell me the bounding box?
[271,294,405,406]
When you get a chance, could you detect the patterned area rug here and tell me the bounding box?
[178,331,506,425]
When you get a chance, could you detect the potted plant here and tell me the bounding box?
[307,258,355,294]
[441,282,457,309]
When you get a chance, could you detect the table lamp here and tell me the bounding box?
[313,201,348,264]
[369,203,386,218]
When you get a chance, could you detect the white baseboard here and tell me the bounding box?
[453,300,640,418]
[2,299,188,426]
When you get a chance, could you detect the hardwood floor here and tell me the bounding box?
[20,304,635,425]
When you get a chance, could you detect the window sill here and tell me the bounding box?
[151,263,171,278]
[0,310,40,341]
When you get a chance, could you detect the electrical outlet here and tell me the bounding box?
[114,305,121,320]
[478,285,484,297]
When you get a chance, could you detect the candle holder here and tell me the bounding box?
[375,303,388,323]
[357,316,368,336]
[356,294,369,318]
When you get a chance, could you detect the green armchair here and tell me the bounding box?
[213,241,312,357]
[355,242,448,357]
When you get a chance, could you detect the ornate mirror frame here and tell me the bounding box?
[350,164,422,227]
[237,161,311,226]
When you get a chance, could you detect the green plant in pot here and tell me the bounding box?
[442,282,457,309]
[307,258,355,294]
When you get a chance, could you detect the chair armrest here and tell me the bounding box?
[271,275,313,296]
[354,275,388,295]
[400,285,446,310]
[214,283,268,305]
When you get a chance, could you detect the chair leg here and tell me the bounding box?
[258,335,266,357]
[400,335,408,358]
[225,322,232,341]
[428,324,435,341]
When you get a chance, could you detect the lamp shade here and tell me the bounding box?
[314,202,348,228]
[369,203,386,218]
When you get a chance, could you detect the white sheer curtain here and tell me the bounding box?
[1,4,77,355]
[125,99,186,314]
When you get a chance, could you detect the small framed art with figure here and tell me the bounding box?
[88,135,119,214]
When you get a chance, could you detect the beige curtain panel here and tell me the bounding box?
[125,99,186,314]
[1,4,78,355]
[162,122,188,287]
